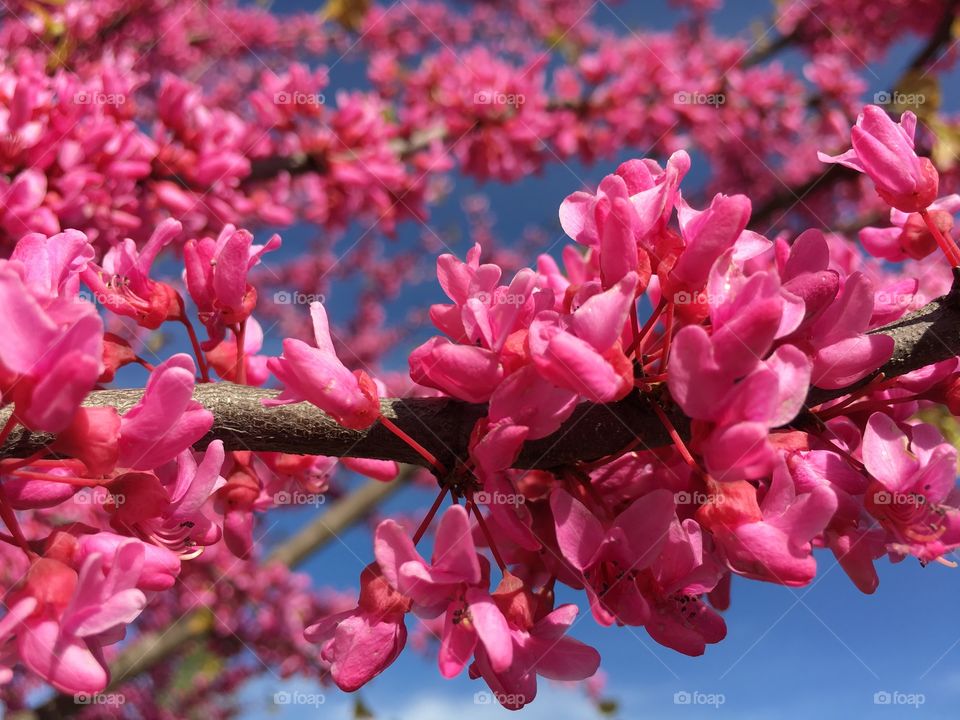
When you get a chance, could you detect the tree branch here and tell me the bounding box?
[3,276,960,469]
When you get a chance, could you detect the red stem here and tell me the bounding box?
[413,486,449,545]
[467,493,507,572]
[659,302,675,372]
[651,402,701,474]
[920,208,960,267]
[179,311,210,382]
[0,488,34,558]
[378,415,446,474]
[818,394,924,420]
[627,297,665,358]
[235,320,248,385]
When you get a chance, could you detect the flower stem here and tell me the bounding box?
[651,402,701,474]
[235,320,247,385]
[627,297,665,358]
[378,415,446,474]
[0,488,34,558]
[413,486,449,545]
[467,493,507,572]
[920,208,960,267]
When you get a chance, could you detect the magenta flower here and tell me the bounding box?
[8,540,148,693]
[9,228,93,301]
[183,224,281,346]
[375,505,514,678]
[117,354,214,470]
[859,194,960,261]
[704,460,837,586]
[81,218,182,329]
[528,272,638,402]
[470,601,600,710]
[266,302,381,430]
[551,488,676,625]
[819,105,938,213]
[304,563,410,692]
[0,259,103,433]
[109,441,225,559]
[666,191,752,293]
[861,413,960,563]
[640,517,727,656]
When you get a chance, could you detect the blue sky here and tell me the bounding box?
[166,1,960,717]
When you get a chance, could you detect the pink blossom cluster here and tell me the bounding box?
[258,106,960,708]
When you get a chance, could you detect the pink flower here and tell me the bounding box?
[861,413,960,563]
[375,505,514,678]
[819,105,938,213]
[75,533,182,592]
[699,461,837,586]
[205,316,271,385]
[666,192,752,293]
[859,194,960,261]
[638,517,727,656]
[528,272,638,402]
[108,442,225,558]
[265,302,381,430]
[81,219,182,329]
[8,228,93,301]
[470,587,600,710]
[117,354,214,470]
[7,540,148,693]
[551,488,676,625]
[304,563,409,692]
[0,260,103,433]
[183,225,281,346]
